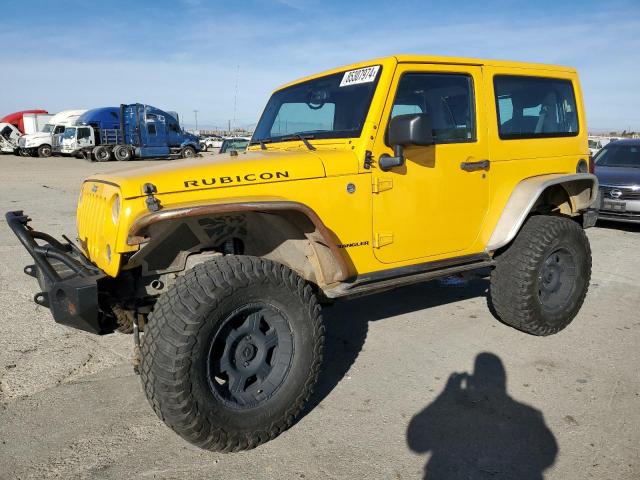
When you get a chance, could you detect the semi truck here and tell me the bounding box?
[55,104,200,161]
[18,109,86,157]
[0,109,49,134]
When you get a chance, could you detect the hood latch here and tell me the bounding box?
[143,183,161,212]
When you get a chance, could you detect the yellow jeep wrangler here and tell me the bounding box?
[7,55,598,452]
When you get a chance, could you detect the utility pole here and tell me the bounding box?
[193,110,199,131]
[233,64,239,132]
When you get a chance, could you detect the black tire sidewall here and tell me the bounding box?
[531,224,589,327]
[182,146,195,158]
[190,279,317,431]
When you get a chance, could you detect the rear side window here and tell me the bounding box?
[494,75,578,139]
[148,124,157,135]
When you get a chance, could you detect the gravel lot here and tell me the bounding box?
[0,153,638,479]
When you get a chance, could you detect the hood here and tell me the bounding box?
[595,166,640,187]
[22,131,52,142]
[87,149,327,199]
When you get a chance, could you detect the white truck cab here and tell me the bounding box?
[0,123,22,153]
[18,109,86,157]
[57,125,102,156]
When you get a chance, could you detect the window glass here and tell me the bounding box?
[271,102,336,137]
[78,127,90,139]
[54,125,65,134]
[390,73,475,143]
[148,124,157,135]
[494,75,578,139]
[594,144,640,168]
[252,67,381,143]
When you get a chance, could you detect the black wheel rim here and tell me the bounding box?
[207,303,294,409]
[537,247,577,312]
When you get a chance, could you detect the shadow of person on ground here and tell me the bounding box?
[407,352,558,480]
[302,273,489,418]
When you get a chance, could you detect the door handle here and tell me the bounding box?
[460,159,490,171]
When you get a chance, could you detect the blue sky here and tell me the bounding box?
[1,0,638,131]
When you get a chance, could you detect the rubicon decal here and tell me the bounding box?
[184,171,290,188]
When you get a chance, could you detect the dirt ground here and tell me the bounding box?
[0,153,638,479]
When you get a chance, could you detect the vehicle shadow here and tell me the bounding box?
[301,272,490,418]
[595,219,640,233]
[406,352,558,480]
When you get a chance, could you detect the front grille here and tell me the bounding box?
[76,182,112,262]
[600,186,640,201]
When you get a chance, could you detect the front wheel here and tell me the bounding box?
[37,145,52,157]
[490,215,591,336]
[92,146,111,162]
[181,146,196,158]
[140,256,324,452]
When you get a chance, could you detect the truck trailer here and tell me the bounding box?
[56,104,200,161]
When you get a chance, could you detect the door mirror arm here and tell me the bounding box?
[379,144,405,171]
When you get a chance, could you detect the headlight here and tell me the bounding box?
[111,194,121,224]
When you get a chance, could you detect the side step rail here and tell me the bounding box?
[324,256,494,299]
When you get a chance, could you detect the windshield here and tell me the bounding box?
[252,65,381,144]
[41,124,53,133]
[220,138,249,153]
[594,144,640,168]
[62,127,76,139]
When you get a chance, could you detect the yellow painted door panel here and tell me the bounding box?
[371,64,490,263]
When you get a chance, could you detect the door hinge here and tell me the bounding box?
[372,177,393,193]
[373,232,394,248]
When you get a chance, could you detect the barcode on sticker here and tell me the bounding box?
[339,65,380,87]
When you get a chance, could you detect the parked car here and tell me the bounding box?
[58,104,201,161]
[18,110,87,157]
[594,139,640,224]
[218,136,250,154]
[200,135,223,151]
[588,136,611,156]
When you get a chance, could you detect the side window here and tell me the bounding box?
[78,128,90,139]
[494,75,578,139]
[390,73,475,143]
[54,125,65,134]
[148,124,157,135]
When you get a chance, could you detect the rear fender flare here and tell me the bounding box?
[486,173,598,252]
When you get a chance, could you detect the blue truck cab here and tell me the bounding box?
[55,104,200,161]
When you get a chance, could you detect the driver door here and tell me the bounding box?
[371,64,490,264]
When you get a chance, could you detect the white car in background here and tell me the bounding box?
[200,136,224,151]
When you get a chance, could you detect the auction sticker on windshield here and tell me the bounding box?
[340,65,380,87]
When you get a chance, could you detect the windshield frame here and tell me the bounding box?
[251,65,382,145]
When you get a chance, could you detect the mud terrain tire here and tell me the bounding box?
[140,255,324,452]
[490,215,591,336]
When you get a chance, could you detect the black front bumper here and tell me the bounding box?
[6,211,115,334]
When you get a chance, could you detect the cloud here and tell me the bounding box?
[1,0,639,130]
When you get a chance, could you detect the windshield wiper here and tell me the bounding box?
[280,134,316,151]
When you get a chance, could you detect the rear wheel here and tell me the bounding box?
[140,256,324,451]
[93,146,111,162]
[181,146,196,158]
[490,215,591,336]
[112,145,132,161]
[37,144,52,157]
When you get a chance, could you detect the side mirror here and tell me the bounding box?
[379,113,434,171]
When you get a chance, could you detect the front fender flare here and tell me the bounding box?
[486,173,598,252]
[126,199,349,284]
